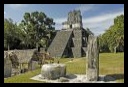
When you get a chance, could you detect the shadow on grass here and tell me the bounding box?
[104,73,124,82]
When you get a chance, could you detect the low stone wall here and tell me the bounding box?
[4,49,36,77]
[4,49,36,63]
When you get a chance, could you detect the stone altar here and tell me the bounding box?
[41,63,66,80]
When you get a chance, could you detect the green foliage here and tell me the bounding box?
[19,11,55,49]
[4,18,21,50]
[4,69,43,83]
[4,11,56,50]
[99,15,124,52]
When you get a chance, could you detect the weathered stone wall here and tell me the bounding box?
[63,24,70,29]
[72,23,81,28]
[4,49,36,63]
[71,30,82,57]
[62,10,82,29]
[4,57,12,78]
[4,49,37,77]
[47,31,72,57]
[28,61,39,71]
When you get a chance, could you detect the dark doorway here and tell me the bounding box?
[70,25,72,29]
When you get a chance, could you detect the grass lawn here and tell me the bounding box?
[4,52,124,83]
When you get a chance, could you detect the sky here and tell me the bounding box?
[4,4,124,36]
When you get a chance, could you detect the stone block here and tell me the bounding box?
[41,63,66,80]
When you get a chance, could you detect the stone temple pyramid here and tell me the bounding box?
[47,10,88,58]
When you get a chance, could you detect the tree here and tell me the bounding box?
[18,23,33,49]
[19,11,55,50]
[4,18,18,50]
[99,14,124,52]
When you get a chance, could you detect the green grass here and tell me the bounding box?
[99,53,124,83]
[66,58,86,74]
[4,52,124,83]
[54,57,71,63]
[4,69,44,83]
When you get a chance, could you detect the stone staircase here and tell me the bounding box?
[71,30,82,58]
[47,30,73,57]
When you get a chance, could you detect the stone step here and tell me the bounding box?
[47,30,72,57]
[71,47,81,58]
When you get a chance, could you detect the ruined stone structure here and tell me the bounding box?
[47,10,87,58]
[4,49,36,77]
[4,52,12,78]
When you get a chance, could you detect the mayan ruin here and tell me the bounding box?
[4,4,124,83]
[47,10,88,58]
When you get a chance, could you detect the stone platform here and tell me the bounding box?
[30,74,116,83]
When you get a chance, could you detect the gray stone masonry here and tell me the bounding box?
[47,30,72,57]
[41,63,66,80]
[47,10,87,58]
[4,55,12,78]
[86,35,99,81]
[71,30,82,57]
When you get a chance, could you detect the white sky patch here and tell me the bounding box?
[55,10,124,36]
[83,10,124,24]
[8,4,26,9]
[55,24,62,30]
[83,18,114,30]
[83,10,124,36]
[54,18,66,24]
[75,4,96,14]
[4,11,6,15]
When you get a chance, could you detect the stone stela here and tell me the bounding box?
[86,35,99,81]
